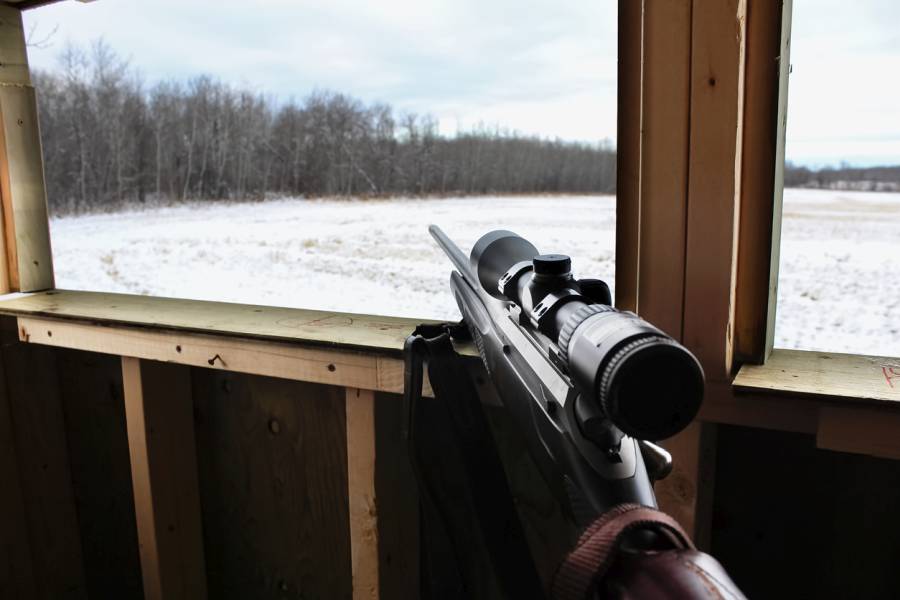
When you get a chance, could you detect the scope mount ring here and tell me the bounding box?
[498,260,534,299]
[530,288,585,331]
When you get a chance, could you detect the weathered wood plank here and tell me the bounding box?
[613,0,642,310]
[122,357,207,600]
[735,349,900,405]
[636,0,693,338]
[0,7,31,86]
[192,370,352,599]
[0,319,85,598]
[682,0,748,380]
[734,0,792,363]
[0,339,36,600]
[346,387,379,600]
[0,289,433,353]
[0,83,54,291]
[54,349,143,598]
[16,315,435,395]
[817,405,900,460]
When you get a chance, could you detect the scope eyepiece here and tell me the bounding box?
[469,230,705,441]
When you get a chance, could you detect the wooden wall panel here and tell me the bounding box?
[55,349,143,599]
[0,340,36,600]
[191,370,352,599]
[0,319,86,598]
[372,392,419,599]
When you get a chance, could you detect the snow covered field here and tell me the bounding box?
[49,190,900,357]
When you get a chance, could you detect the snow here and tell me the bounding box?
[48,189,900,357]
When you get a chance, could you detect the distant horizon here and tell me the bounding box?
[21,0,899,170]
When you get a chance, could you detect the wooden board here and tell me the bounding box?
[0,337,36,600]
[0,289,436,353]
[191,370,352,599]
[0,318,86,598]
[817,405,900,460]
[122,358,207,600]
[0,84,54,291]
[15,315,434,395]
[635,0,693,338]
[0,6,30,85]
[734,0,792,363]
[682,0,747,380]
[613,0,642,311]
[345,388,379,600]
[734,349,900,405]
[54,348,143,599]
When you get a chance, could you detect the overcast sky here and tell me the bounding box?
[22,0,900,167]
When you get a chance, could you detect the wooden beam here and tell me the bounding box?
[0,6,53,292]
[817,405,900,460]
[345,387,379,599]
[735,348,900,405]
[16,315,435,395]
[613,0,642,311]
[682,0,748,381]
[121,357,207,600]
[0,6,30,85]
[734,0,792,363]
[0,289,436,353]
[635,0,692,338]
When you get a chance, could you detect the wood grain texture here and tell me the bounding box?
[682,0,747,380]
[54,349,143,599]
[16,315,435,395]
[191,370,352,599]
[734,349,900,405]
[0,337,36,600]
[0,84,54,291]
[346,388,379,600]
[372,392,419,599]
[0,7,30,86]
[0,318,86,599]
[734,0,792,363]
[0,289,434,353]
[613,0,642,311]
[636,0,693,338]
[122,358,207,600]
[817,405,900,460]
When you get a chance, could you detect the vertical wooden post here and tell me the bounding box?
[345,387,379,600]
[0,6,54,293]
[617,0,750,542]
[121,357,207,600]
[734,0,793,363]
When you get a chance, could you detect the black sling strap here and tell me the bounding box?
[403,323,545,599]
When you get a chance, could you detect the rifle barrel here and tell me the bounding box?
[429,225,480,290]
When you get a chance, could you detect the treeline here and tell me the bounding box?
[784,162,900,192]
[34,41,616,214]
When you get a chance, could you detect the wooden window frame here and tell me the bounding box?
[614,0,900,538]
[0,0,899,560]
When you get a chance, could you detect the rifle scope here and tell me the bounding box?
[470,230,703,441]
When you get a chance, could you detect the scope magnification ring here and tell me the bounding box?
[557,304,615,363]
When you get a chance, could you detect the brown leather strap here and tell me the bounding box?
[552,503,696,600]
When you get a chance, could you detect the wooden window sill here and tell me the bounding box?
[724,349,900,460]
[0,289,478,395]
